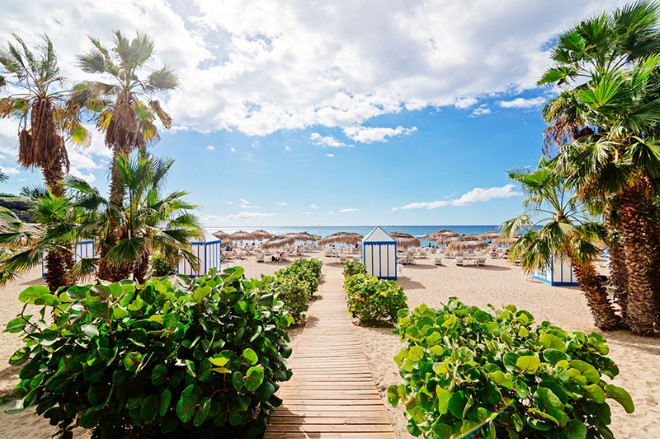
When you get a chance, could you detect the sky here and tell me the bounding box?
[0,0,628,227]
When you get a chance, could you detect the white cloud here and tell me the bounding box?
[0,1,624,138]
[1,167,20,175]
[326,153,334,158]
[498,96,547,108]
[284,145,291,151]
[309,203,320,209]
[395,184,521,210]
[310,133,348,148]
[339,207,358,213]
[276,201,287,206]
[304,211,311,215]
[230,147,236,152]
[454,97,478,109]
[328,211,334,214]
[225,211,275,221]
[470,106,492,117]
[207,145,216,151]
[343,125,417,143]
[239,198,259,208]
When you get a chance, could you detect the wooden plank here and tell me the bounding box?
[264,433,395,439]
[269,417,390,425]
[266,424,394,433]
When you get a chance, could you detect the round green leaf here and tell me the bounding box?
[151,364,168,386]
[159,388,172,417]
[193,397,212,427]
[516,355,540,374]
[564,420,587,439]
[176,384,201,423]
[605,384,634,414]
[124,352,143,372]
[18,285,50,304]
[242,348,258,366]
[244,365,264,392]
[141,394,159,423]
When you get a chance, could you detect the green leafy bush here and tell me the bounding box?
[1,266,293,438]
[275,258,322,296]
[388,298,634,438]
[343,259,367,278]
[151,253,176,276]
[270,275,310,325]
[344,274,407,325]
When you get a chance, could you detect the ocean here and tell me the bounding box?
[205,225,500,245]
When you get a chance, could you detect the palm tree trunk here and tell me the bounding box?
[133,249,150,284]
[618,187,657,335]
[571,260,621,330]
[608,240,629,325]
[98,149,128,282]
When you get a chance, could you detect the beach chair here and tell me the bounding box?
[433,255,442,265]
[256,252,264,263]
[477,256,486,266]
[406,253,416,265]
[339,253,349,263]
[455,256,464,266]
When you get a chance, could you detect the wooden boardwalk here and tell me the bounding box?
[264,270,395,438]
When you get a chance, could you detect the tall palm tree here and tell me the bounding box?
[501,164,621,330]
[0,34,90,291]
[538,1,660,335]
[68,152,202,282]
[78,31,178,280]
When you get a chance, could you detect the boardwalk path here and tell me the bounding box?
[264,266,395,438]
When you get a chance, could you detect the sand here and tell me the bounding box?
[0,253,658,438]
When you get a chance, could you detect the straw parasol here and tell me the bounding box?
[390,232,421,249]
[252,229,273,240]
[491,236,518,246]
[227,230,256,241]
[262,235,296,249]
[480,232,501,241]
[430,230,460,244]
[447,239,488,251]
[285,231,321,242]
[212,230,228,240]
[318,232,363,246]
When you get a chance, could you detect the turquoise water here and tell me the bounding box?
[206,225,499,238]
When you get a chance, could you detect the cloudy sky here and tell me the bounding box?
[0,0,627,226]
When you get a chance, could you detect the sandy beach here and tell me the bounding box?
[0,253,658,438]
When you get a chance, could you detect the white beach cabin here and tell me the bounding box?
[362,226,397,280]
[178,232,222,278]
[533,255,578,286]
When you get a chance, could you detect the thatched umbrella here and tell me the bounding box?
[491,236,518,246]
[430,230,459,244]
[212,230,228,240]
[390,232,421,249]
[285,232,321,242]
[318,232,363,246]
[252,229,273,240]
[480,232,501,241]
[262,235,295,249]
[447,240,488,252]
[227,230,256,241]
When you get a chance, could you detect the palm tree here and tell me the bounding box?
[0,34,90,291]
[77,31,178,280]
[538,1,660,335]
[0,187,92,291]
[68,152,202,282]
[501,164,621,330]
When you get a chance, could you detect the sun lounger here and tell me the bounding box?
[477,256,486,266]
[456,256,464,266]
[339,253,349,263]
[256,252,264,262]
[433,255,442,265]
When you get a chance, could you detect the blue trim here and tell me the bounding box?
[379,276,397,280]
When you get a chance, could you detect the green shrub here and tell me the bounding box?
[388,298,634,438]
[151,253,176,276]
[275,258,322,296]
[344,274,407,324]
[1,266,293,438]
[271,275,310,325]
[343,259,367,278]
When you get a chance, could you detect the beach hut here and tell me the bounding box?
[533,255,578,286]
[362,227,397,280]
[178,232,222,278]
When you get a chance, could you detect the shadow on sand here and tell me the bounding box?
[396,277,425,290]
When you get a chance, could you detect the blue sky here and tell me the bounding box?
[0,0,628,226]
